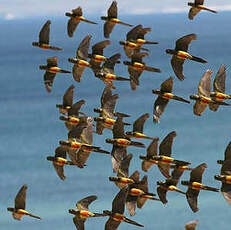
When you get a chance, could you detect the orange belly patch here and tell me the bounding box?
[225,176,231,184]
[113,213,124,221]
[78,59,89,67]
[49,67,60,73]
[116,138,131,146]
[130,188,143,196]
[94,55,106,62]
[133,62,144,70]
[162,93,174,100]
[192,182,202,190]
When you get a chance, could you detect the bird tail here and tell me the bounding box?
[115,76,130,81]
[144,41,159,44]
[124,217,144,227]
[217,160,224,164]
[213,100,231,106]
[191,56,207,63]
[172,95,190,104]
[118,21,133,27]
[130,141,145,148]
[173,159,191,166]
[139,47,150,52]
[82,18,98,24]
[49,46,63,51]
[114,112,130,118]
[27,213,42,220]
[144,66,161,73]
[59,69,71,73]
[203,185,219,192]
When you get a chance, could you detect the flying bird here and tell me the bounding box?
[66,7,97,37]
[152,77,190,123]
[32,20,62,50]
[188,0,217,20]
[39,56,71,93]
[68,34,92,82]
[101,1,133,38]
[166,33,207,80]
[69,195,106,230]
[7,185,41,220]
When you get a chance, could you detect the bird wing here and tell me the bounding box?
[44,71,56,93]
[92,40,111,55]
[63,84,74,107]
[133,113,149,133]
[193,100,207,116]
[171,56,185,81]
[72,7,83,16]
[126,25,142,41]
[190,163,207,183]
[77,195,97,211]
[105,217,121,230]
[137,176,148,208]
[103,53,121,73]
[111,146,127,173]
[81,117,93,145]
[188,7,201,20]
[77,34,92,60]
[53,163,66,180]
[157,186,168,204]
[112,187,128,214]
[55,146,67,158]
[15,184,27,210]
[137,27,151,39]
[108,1,118,18]
[175,34,197,52]
[159,131,177,157]
[185,219,199,230]
[153,96,169,123]
[67,18,80,38]
[195,0,204,5]
[131,52,149,63]
[186,189,199,212]
[113,117,125,138]
[104,22,115,38]
[118,153,133,178]
[72,65,85,82]
[73,216,85,230]
[129,170,140,183]
[39,20,51,44]
[160,77,173,93]
[47,56,58,67]
[146,137,159,157]
[68,122,87,141]
[213,64,226,93]
[198,69,212,97]
[224,142,231,162]
[68,100,85,117]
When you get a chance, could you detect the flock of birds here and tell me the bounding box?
[6,1,231,230]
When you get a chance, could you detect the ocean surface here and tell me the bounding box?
[1,11,231,230]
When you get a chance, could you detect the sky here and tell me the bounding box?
[1,0,231,20]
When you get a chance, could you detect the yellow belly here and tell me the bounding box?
[41,44,51,49]
[49,67,60,73]
[177,51,192,60]
[136,39,146,45]
[110,18,120,24]
[162,93,174,100]
[160,156,174,164]
[127,42,138,48]
[130,188,144,196]
[78,59,89,67]
[116,138,131,147]
[225,176,231,184]
[79,210,94,219]
[94,55,106,62]
[200,96,211,105]
[192,182,202,190]
[69,117,80,124]
[55,157,67,166]
[133,62,144,70]
[105,73,117,81]
[113,213,124,222]
[104,118,115,125]
[215,92,230,101]
[134,132,145,138]
[75,16,85,21]
[71,142,82,149]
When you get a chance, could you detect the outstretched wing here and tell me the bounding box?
[77,195,97,211]
[175,34,197,52]
[15,184,27,210]
[39,20,51,44]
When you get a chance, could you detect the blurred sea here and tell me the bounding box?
[1,11,231,230]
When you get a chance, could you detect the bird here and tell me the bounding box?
[39,56,71,93]
[59,100,86,131]
[95,53,130,89]
[89,40,111,74]
[32,20,62,50]
[7,184,41,220]
[166,33,207,81]
[60,118,109,168]
[157,165,191,204]
[47,146,74,180]
[181,163,219,212]
[109,154,136,189]
[119,25,158,58]
[124,52,161,91]
[126,174,159,216]
[209,65,231,111]
[190,69,230,116]
[125,113,153,140]
[94,85,130,135]
[188,0,217,20]
[140,131,190,178]
[215,160,231,206]
[185,220,199,230]
[217,141,231,165]
[69,195,106,230]
[103,187,144,230]
[65,7,97,37]
[56,84,74,114]
[101,1,133,38]
[68,34,92,82]
[152,77,190,123]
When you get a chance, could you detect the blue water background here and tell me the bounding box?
[1,11,231,229]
